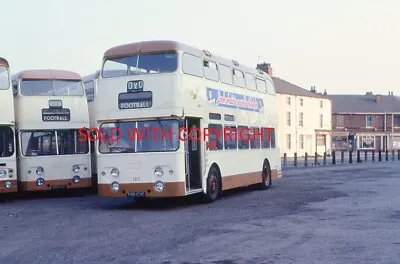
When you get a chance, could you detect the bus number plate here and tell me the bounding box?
[127,192,146,197]
[51,185,67,189]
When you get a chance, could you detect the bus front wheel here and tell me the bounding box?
[203,166,221,203]
[257,160,272,190]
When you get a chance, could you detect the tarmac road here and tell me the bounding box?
[0,163,399,264]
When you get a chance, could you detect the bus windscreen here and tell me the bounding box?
[20,80,84,96]
[101,52,178,78]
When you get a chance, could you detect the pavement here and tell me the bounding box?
[0,163,399,264]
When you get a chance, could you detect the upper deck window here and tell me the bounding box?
[233,69,245,88]
[256,78,267,93]
[219,64,232,85]
[20,80,84,96]
[266,79,275,95]
[182,53,203,77]
[0,66,10,90]
[102,52,178,78]
[245,73,256,90]
[203,60,219,81]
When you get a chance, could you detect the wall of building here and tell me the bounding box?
[332,113,400,151]
[277,93,332,157]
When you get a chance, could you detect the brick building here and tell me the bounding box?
[330,92,400,151]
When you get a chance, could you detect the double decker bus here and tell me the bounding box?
[92,40,281,202]
[0,57,17,193]
[11,70,91,191]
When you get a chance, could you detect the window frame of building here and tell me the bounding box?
[286,96,291,105]
[320,100,323,108]
[394,115,400,128]
[319,114,323,128]
[299,134,304,149]
[286,111,291,126]
[365,115,372,128]
[286,134,291,150]
[336,115,344,128]
[299,98,303,106]
[358,135,375,149]
[299,112,304,127]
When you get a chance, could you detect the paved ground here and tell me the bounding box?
[1,163,399,264]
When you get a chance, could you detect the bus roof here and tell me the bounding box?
[103,40,271,80]
[0,57,9,68]
[12,69,82,81]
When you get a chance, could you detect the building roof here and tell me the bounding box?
[272,77,328,99]
[329,94,400,113]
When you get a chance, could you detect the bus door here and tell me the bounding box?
[184,117,202,191]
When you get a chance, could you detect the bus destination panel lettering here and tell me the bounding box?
[42,108,71,122]
[118,91,152,109]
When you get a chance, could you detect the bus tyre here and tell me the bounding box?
[258,161,272,190]
[204,166,221,203]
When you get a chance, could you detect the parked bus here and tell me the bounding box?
[0,57,17,193]
[11,70,91,191]
[91,40,282,202]
[82,71,99,188]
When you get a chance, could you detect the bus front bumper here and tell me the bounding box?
[0,179,18,193]
[18,178,92,192]
[98,181,186,198]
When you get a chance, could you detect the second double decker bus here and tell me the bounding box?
[0,57,17,193]
[12,70,91,191]
[92,40,281,202]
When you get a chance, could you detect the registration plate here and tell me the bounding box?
[127,192,146,197]
[51,185,67,189]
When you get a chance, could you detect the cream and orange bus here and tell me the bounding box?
[91,40,281,202]
[11,70,91,191]
[0,57,17,193]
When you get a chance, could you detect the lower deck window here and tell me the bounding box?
[0,126,14,157]
[98,119,179,154]
[21,129,89,156]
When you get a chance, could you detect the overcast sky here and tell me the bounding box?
[2,0,399,95]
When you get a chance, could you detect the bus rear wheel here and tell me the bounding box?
[257,161,272,190]
[203,166,221,203]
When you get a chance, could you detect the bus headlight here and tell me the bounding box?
[154,181,164,192]
[36,167,44,175]
[111,182,120,192]
[72,176,81,184]
[4,181,12,189]
[72,165,80,173]
[36,178,45,186]
[154,167,163,177]
[110,168,119,178]
[0,169,7,177]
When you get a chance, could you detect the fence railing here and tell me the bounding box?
[281,149,400,168]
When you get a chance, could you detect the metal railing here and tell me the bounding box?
[281,149,400,168]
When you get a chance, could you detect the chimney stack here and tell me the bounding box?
[375,94,382,103]
[256,62,272,76]
[323,89,327,95]
[310,86,316,93]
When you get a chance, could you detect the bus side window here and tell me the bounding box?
[208,124,223,150]
[271,128,276,148]
[250,127,261,149]
[182,53,203,78]
[238,126,249,149]
[261,127,271,148]
[224,126,237,150]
